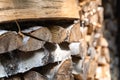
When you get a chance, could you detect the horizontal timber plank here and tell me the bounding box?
[0,0,79,23]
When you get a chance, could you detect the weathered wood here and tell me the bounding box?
[69,40,87,58]
[0,0,79,23]
[48,26,67,43]
[73,74,84,80]
[54,59,74,80]
[97,37,108,47]
[68,22,82,42]
[101,47,110,63]
[45,43,71,62]
[87,60,97,79]
[19,26,52,52]
[0,31,22,54]
[0,48,49,77]
[24,71,47,80]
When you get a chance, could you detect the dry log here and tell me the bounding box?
[97,56,107,65]
[95,64,111,80]
[0,31,22,54]
[73,74,84,80]
[68,22,82,42]
[24,71,47,80]
[45,43,71,62]
[0,48,49,77]
[101,47,110,63]
[48,26,67,43]
[97,7,104,24]
[19,26,51,52]
[54,59,74,80]
[87,60,97,79]
[69,40,87,58]
[97,37,108,47]
[0,0,79,23]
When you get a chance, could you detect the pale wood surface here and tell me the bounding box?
[0,0,79,23]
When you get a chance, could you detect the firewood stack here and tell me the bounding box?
[0,0,111,80]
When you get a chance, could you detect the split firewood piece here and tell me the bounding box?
[48,26,67,43]
[54,59,74,80]
[97,56,107,66]
[19,26,52,52]
[97,7,104,24]
[69,40,87,58]
[44,43,71,62]
[68,22,82,42]
[95,64,111,80]
[101,47,110,63]
[87,60,97,80]
[0,48,49,77]
[85,34,93,45]
[72,59,84,76]
[79,0,90,6]
[89,12,99,25]
[73,74,84,80]
[96,0,102,6]
[18,48,49,73]
[87,46,96,59]
[0,31,22,54]
[0,0,79,23]
[97,36,108,47]
[24,71,47,80]
[82,1,98,12]
[94,46,101,61]
[87,24,95,35]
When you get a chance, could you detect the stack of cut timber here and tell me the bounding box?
[0,0,111,80]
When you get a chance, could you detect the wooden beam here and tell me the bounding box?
[0,0,79,23]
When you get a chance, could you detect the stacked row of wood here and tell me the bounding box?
[0,0,111,80]
[103,0,119,80]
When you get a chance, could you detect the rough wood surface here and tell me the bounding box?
[54,59,74,80]
[0,0,112,80]
[0,0,79,23]
[24,71,47,80]
[19,26,52,52]
[0,32,22,54]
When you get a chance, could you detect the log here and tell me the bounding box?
[68,22,82,42]
[19,26,52,52]
[54,59,74,80]
[0,0,79,23]
[48,26,67,43]
[24,71,47,80]
[0,48,49,77]
[0,31,22,54]
[69,40,87,58]
[87,60,97,79]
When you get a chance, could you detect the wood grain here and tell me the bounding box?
[0,0,79,23]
